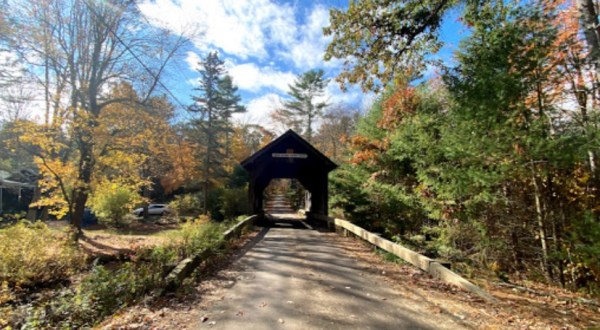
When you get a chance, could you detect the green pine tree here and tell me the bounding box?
[277,69,329,142]
[189,51,245,214]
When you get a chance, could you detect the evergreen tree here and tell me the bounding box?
[189,52,245,214]
[274,69,329,142]
[330,1,600,292]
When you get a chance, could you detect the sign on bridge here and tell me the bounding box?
[272,153,308,159]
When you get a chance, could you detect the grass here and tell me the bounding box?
[2,215,233,328]
[374,247,410,266]
[0,221,87,288]
[83,227,180,237]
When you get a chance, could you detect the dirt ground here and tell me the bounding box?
[99,216,600,330]
[48,218,180,260]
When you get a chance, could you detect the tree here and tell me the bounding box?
[189,52,245,214]
[229,124,273,162]
[13,83,185,224]
[576,0,600,82]
[4,0,186,234]
[324,0,456,91]
[272,69,329,142]
[313,106,360,163]
[330,0,600,292]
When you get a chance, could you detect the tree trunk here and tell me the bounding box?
[203,106,212,215]
[72,189,87,235]
[531,166,552,282]
[577,0,600,82]
[71,135,94,236]
[26,183,41,221]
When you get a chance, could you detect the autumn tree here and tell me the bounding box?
[188,52,245,214]
[229,124,274,163]
[12,83,186,225]
[313,106,360,163]
[4,0,187,233]
[324,0,457,91]
[272,69,329,142]
[93,82,191,217]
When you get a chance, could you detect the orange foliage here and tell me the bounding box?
[379,82,419,130]
[516,0,589,119]
[160,139,200,194]
[349,135,389,165]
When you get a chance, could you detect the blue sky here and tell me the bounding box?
[138,0,467,128]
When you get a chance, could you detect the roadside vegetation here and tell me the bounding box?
[0,222,86,288]
[325,0,600,296]
[0,215,240,328]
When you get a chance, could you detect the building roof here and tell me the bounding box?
[240,129,337,173]
[0,179,34,188]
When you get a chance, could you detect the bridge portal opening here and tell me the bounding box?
[240,130,337,217]
[264,178,308,213]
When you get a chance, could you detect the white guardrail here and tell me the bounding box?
[309,213,497,303]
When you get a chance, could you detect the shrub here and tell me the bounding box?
[222,188,249,220]
[22,259,167,328]
[13,218,231,328]
[176,216,224,258]
[89,181,141,226]
[0,221,86,287]
[206,188,225,221]
[169,193,202,216]
[0,212,25,229]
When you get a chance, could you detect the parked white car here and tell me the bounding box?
[132,204,170,216]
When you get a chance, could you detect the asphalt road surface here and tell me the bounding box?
[194,208,469,329]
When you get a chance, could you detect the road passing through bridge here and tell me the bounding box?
[192,210,469,329]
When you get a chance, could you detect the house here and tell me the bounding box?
[0,170,35,214]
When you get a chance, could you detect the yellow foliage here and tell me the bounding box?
[88,179,143,224]
[0,222,87,287]
[14,121,78,219]
[13,82,199,221]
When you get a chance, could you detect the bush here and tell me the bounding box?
[89,182,141,226]
[12,218,231,328]
[222,188,249,220]
[206,188,225,221]
[0,221,86,287]
[21,240,181,328]
[0,212,26,229]
[169,193,202,216]
[176,216,224,258]
[23,259,167,328]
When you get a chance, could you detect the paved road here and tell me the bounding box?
[195,209,468,329]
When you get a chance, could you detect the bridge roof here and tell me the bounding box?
[240,129,337,173]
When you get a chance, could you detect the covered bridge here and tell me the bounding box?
[240,130,337,216]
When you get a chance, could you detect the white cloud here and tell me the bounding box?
[233,93,283,128]
[227,63,295,93]
[184,54,296,94]
[184,52,202,72]
[325,80,364,106]
[138,0,371,124]
[139,1,339,69]
[139,0,296,60]
[284,6,338,69]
